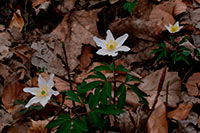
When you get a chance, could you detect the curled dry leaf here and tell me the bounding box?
[186,72,200,96]
[9,9,24,32]
[27,119,53,133]
[51,9,101,70]
[167,104,192,120]
[0,110,13,132]
[32,0,47,8]
[34,1,51,15]
[147,94,168,133]
[0,46,9,61]
[174,0,187,16]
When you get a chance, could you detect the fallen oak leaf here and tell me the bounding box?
[186,72,200,96]
[9,9,24,32]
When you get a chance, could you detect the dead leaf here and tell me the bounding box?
[198,116,200,128]
[11,45,34,63]
[195,0,200,4]
[34,1,51,15]
[79,45,93,70]
[174,0,187,16]
[9,9,24,32]
[0,110,13,132]
[147,94,168,133]
[51,9,101,70]
[136,68,181,107]
[57,0,75,13]
[167,104,192,120]
[0,46,9,60]
[27,119,51,133]
[32,0,47,8]
[186,72,200,96]
[0,24,5,31]
[1,81,25,110]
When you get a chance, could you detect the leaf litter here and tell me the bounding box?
[1,0,200,132]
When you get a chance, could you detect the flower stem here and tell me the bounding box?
[113,59,116,106]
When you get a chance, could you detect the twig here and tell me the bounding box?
[142,66,167,130]
[166,80,170,107]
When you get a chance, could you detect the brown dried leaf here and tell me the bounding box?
[79,45,93,70]
[186,72,200,96]
[138,68,181,108]
[167,104,192,120]
[27,119,51,133]
[32,0,47,8]
[11,45,34,63]
[1,81,25,109]
[174,0,187,16]
[9,9,24,32]
[57,0,75,13]
[0,46,9,61]
[0,110,13,132]
[51,9,100,70]
[147,95,168,133]
[195,0,200,4]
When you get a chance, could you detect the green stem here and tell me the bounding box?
[113,60,116,106]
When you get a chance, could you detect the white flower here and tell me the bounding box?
[93,30,130,57]
[23,74,59,108]
[165,21,183,33]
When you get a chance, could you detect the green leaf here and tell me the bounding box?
[116,65,129,72]
[94,71,107,81]
[95,105,124,115]
[170,36,175,45]
[125,74,141,82]
[58,113,70,120]
[155,52,164,62]
[85,75,98,80]
[89,88,101,110]
[56,121,71,133]
[117,84,126,109]
[78,81,103,94]
[101,82,112,105]
[128,84,148,105]
[65,90,81,103]
[74,118,88,132]
[30,105,43,110]
[179,36,189,44]
[90,65,112,72]
[88,112,104,130]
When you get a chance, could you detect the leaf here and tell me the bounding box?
[95,105,124,115]
[167,104,192,120]
[117,84,126,109]
[78,81,103,94]
[73,117,88,132]
[65,90,81,103]
[101,82,112,105]
[88,112,104,130]
[28,119,50,133]
[179,36,189,45]
[89,88,101,110]
[116,65,129,72]
[90,65,112,72]
[46,113,70,128]
[94,71,107,81]
[186,72,200,96]
[56,121,71,133]
[125,74,141,83]
[9,9,24,32]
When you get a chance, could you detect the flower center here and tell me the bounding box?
[171,25,179,33]
[106,40,118,50]
[36,86,48,97]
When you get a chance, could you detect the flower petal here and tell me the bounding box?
[93,36,107,49]
[164,25,170,32]
[38,74,47,88]
[96,49,108,56]
[23,87,40,95]
[96,49,118,57]
[47,74,54,89]
[174,21,179,27]
[115,46,130,52]
[106,30,115,42]
[25,97,40,108]
[40,95,51,107]
[116,33,128,48]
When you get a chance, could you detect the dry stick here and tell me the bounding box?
[142,66,167,131]
[62,12,75,107]
[166,80,170,108]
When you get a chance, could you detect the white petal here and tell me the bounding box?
[164,25,171,32]
[25,97,40,108]
[96,49,108,56]
[47,74,54,89]
[179,26,183,30]
[23,87,40,95]
[93,36,107,49]
[115,46,130,52]
[106,30,115,42]
[174,21,179,27]
[96,49,118,57]
[38,74,47,88]
[49,89,59,96]
[40,95,51,107]
[116,33,128,48]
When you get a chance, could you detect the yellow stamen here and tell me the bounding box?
[106,40,118,50]
[170,25,179,33]
[36,86,48,97]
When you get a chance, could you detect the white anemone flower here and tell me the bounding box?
[165,21,183,33]
[93,30,130,57]
[23,74,59,108]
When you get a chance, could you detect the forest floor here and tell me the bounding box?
[1,0,200,132]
